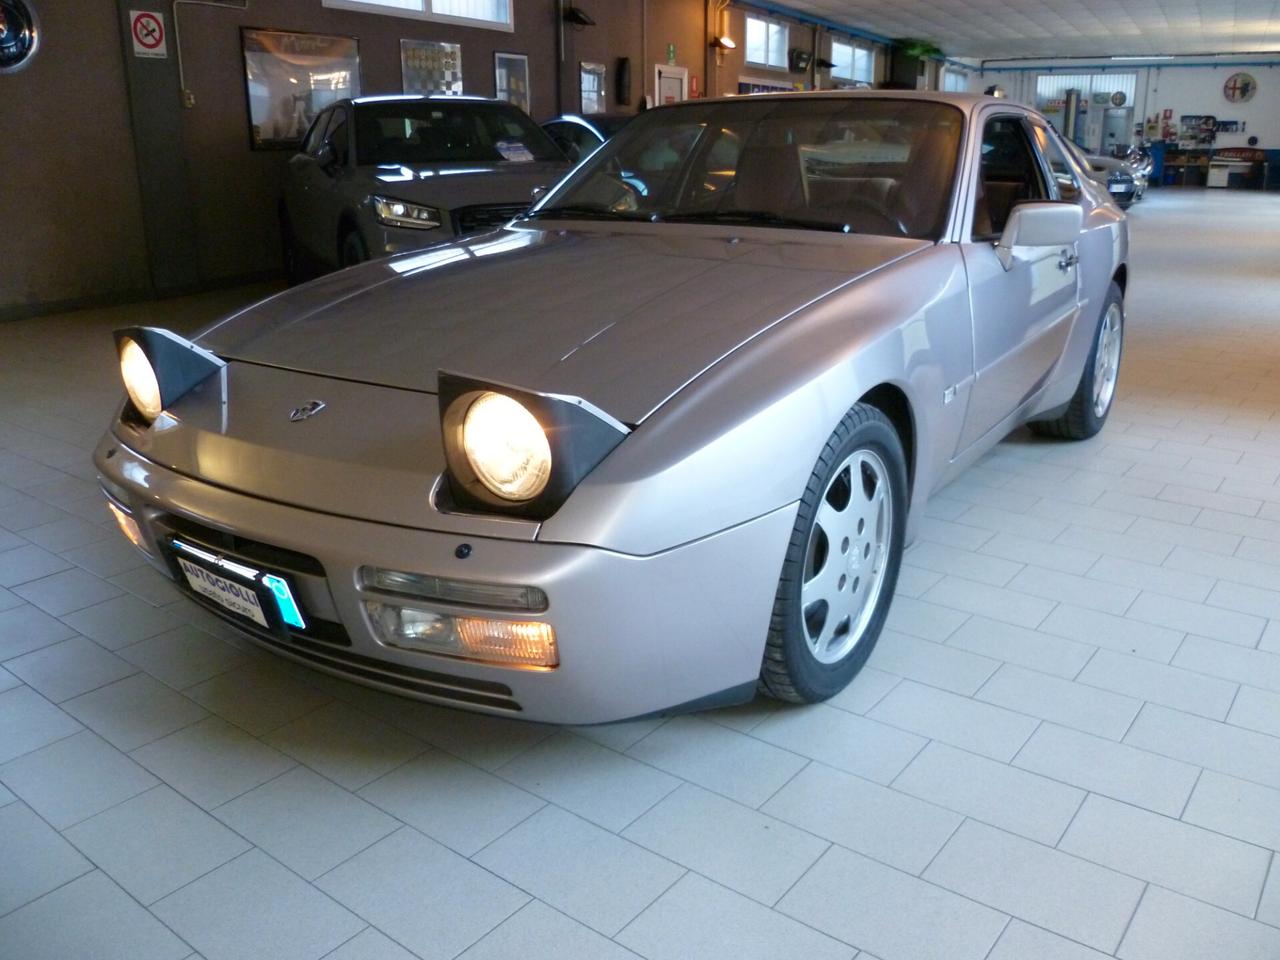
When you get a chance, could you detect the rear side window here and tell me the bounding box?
[973,116,1049,240]
[327,111,350,166]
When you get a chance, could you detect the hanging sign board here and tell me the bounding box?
[130,10,167,58]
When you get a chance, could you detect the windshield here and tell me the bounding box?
[354,100,563,166]
[529,97,964,239]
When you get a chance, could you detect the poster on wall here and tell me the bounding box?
[401,39,462,96]
[241,28,359,150]
[494,52,530,114]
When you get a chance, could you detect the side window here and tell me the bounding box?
[301,110,331,157]
[327,110,350,166]
[1032,125,1082,202]
[973,116,1049,240]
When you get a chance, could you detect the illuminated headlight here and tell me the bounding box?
[119,338,163,421]
[373,196,442,230]
[461,392,552,501]
[364,601,558,667]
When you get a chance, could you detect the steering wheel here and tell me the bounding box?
[841,193,910,237]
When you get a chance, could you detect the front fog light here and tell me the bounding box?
[360,567,548,612]
[106,501,147,553]
[364,601,558,667]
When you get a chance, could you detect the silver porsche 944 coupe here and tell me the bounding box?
[96,91,1127,724]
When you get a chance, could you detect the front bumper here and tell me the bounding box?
[95,434,793,724]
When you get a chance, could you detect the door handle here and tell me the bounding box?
[1057,252,1079,272]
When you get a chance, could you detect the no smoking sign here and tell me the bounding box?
[130,10,167,58]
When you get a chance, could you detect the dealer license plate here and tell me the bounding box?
[177,556,269,627]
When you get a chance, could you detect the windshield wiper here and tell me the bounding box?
[522,205,650,222]
[661,210,850,232]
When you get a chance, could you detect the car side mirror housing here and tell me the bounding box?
[315,143,337,171]
[995,202,1083,271]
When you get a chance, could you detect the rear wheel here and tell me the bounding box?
[759,404,907,703]
[339,227,369,268]
[1030,281,1124,440]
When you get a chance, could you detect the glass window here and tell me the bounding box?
[1031,125,1083,202]
[353,100,561,165]
[327,110,350,165]
[322,0,511,29]
[534,98,965,240]
[580,62,606,116]
[745,16,788,69]
[973,116,1049,239]
[942,69,968,92]
[831,41,874,84]
[301,110,331,156]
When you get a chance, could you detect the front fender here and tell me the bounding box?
[539,245,973,556]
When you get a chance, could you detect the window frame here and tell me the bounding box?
[830,38,875,85]
[1030,121,1084,203]
[321,0,514,33]
[744,14,789,70]
[970,112,1051,242]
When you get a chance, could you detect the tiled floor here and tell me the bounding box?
[2,188,1280,960]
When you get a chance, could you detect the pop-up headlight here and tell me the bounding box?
[113,327,225,424]
[438,372,629,519]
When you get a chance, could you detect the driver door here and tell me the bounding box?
[956,113,1082,452]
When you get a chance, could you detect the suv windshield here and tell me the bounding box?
[354,100,563,166]
[530,97,964,239]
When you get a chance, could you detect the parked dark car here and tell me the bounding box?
[541,113,635,163]
[280,95,572,279]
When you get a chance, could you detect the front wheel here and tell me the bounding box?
[759,404,907,703]
[1030,281,1124,440]
[339,227,369,268]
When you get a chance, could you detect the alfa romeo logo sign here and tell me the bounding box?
[1223,72,1257,103]
[0,0,39,74]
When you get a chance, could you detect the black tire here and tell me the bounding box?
[279,208,305,286]
[1030,281,1124,440]
[759,404,908,703]
[339,227,369,268]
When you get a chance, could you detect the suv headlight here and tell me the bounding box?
[373,196,442,230]
[113,327,225,424]
[439,373,629,519]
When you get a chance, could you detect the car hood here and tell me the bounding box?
[200,224,929,425]
[358,161,571,208]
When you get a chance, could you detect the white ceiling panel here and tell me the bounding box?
[781,0,1280,58]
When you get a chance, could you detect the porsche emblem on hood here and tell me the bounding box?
[288,400,327,422]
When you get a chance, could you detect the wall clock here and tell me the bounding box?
[0,0,38,74]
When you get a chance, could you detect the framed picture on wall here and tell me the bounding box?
[580,61,606,114]
[494,52,530,114]
[401,39,463,96]
[241,28,360,150]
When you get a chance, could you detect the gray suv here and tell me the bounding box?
[281,95,571,278]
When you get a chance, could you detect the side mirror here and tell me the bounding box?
[995,202,1083,271]
[315,142,336,171]
[530,185,549,202]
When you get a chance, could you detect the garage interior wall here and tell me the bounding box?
[975,57,1280,150]
[0,0,151,321]
[7,0,894,321]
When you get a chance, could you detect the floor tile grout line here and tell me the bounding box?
[1255,851,1276,922]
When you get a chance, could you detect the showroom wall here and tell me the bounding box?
[976,56,1280,149]
[0,0,151,320]
[4,0,889,320]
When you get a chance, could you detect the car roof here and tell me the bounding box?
[347,94,502,106]
[658,89,1009,112]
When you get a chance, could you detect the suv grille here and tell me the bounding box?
[454,203,528,236]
